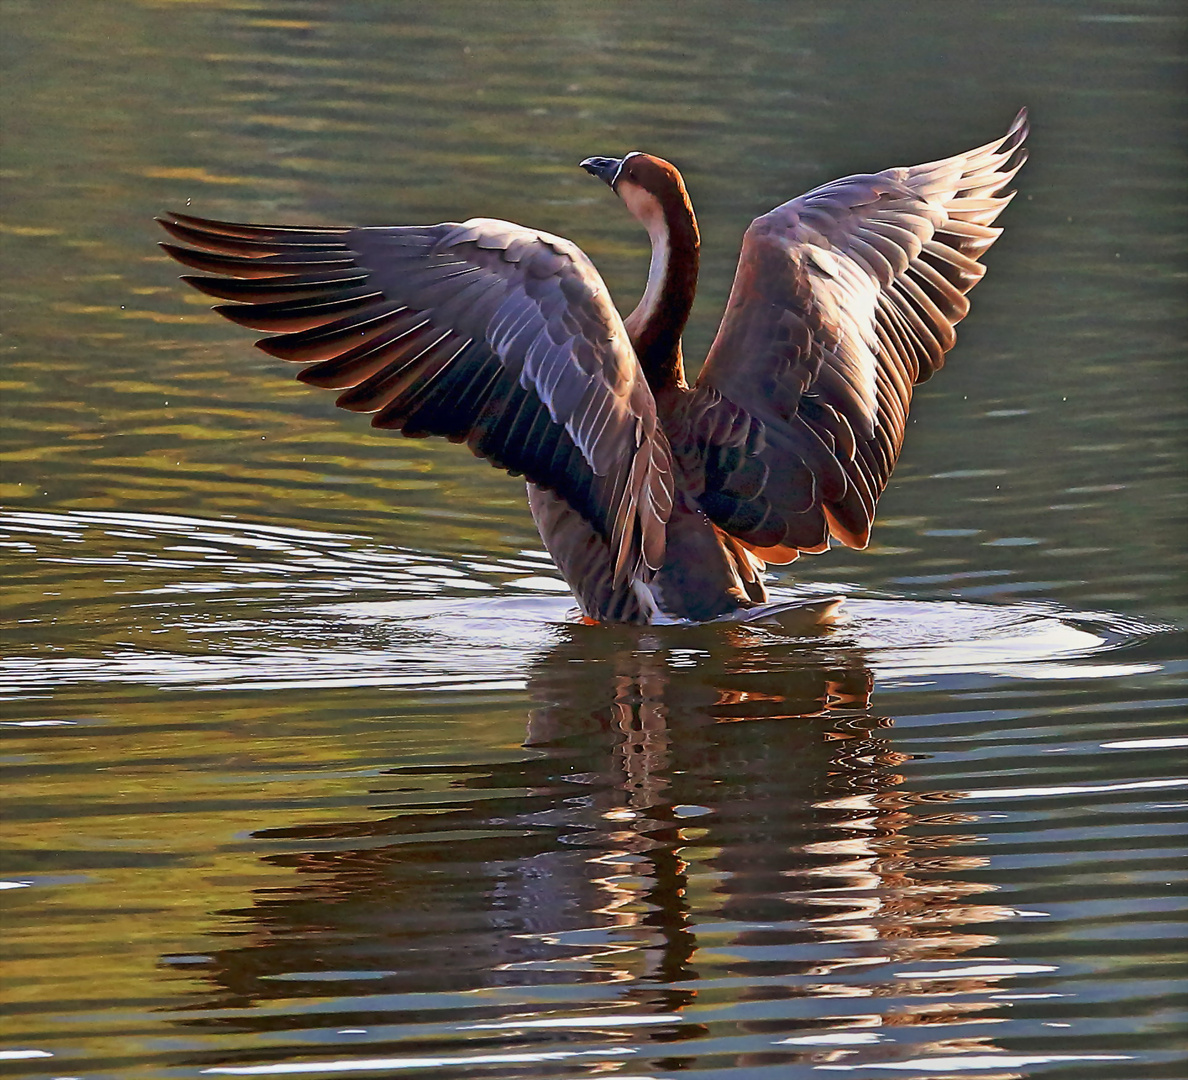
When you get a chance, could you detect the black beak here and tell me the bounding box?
[579,156,622,188]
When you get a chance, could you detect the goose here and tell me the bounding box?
[158,110,1028,624]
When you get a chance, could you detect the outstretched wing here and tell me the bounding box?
[685,109,1028,563]
[157,213,673,583]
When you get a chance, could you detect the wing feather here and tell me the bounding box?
[689,109,1028,560]
[158,211,673,585]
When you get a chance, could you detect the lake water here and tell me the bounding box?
[2,2,1185,1078]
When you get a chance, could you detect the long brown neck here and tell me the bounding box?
[620,178,699,392]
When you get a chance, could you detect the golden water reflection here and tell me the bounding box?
[160,632,1053,1075]
[3,0,1184,1073]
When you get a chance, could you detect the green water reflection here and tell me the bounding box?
[1,2,1185,1078]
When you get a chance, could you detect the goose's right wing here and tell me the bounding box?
[686,110,1028,563]
[158,213,673,585]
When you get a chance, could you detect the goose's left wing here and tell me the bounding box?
[157,213,673,584]
[682,110,1028,563]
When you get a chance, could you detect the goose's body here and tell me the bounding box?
[159,111,1028,623]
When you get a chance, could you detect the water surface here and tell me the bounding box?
[2,2,1185,1078]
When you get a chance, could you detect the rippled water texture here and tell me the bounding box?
[2,2,1185,1079]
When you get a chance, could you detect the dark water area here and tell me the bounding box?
[1,2,1185,1078]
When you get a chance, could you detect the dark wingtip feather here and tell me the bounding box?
[159,241,280,278]
[160,210,350,239]
[212,291,384,332]
[178,274,248,300]
[158,216,349,256]
[178,270,369,302]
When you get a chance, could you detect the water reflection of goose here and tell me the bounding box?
[158,112,1027,624]
[176,633,1032,1074]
